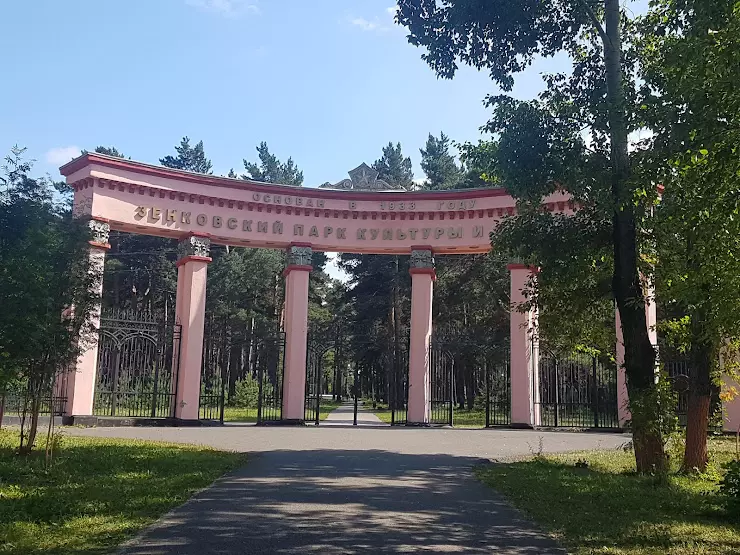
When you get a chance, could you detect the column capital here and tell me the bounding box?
[177,233,212,266]
[88,218,111,250]
[284,244,313,276]
[409,248,435,281]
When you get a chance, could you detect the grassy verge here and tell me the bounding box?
[476,438,740,554]
[0,428,245,555]
[370,404,492,427]
[222,400,343,422]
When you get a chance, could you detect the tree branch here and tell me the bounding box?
[574,0,610,47]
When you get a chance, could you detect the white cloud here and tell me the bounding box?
[185,0,260,18]
[348,6,400,33]
[45,146,81,166]
[350,17,384,32]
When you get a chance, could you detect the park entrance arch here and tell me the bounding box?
[60,152,590,427]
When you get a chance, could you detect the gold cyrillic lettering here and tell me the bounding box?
[337,228,346,239]
[243,220,252,232]
[257,221,268,233]
[213,216,222,228]
[370,229,379,240]
[324,226,333,237]
[357,229,367,240]
[293,224,304,236]
[382,229,393,240]
[273,221,283,234]
[165,209,177,223]
[135,206,147,218]
[309,226,319,237]
[181,212,191,224]
[227,218,238,230]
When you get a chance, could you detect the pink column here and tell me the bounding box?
[408,248,435,425]
[65,219,110,416]
[173,233,211,421]
[282,244,313,422]
[615,285,658,428]
[508,264,538,427]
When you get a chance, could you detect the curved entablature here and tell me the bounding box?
[61,153,573,255]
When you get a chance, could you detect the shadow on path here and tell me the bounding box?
[118,449,563,554]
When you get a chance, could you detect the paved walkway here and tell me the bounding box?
[321,401,387,426]
[65,406,629,554]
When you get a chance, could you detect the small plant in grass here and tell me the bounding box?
[719,459,740,516]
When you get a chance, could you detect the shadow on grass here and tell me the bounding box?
[477,452,740,554]
[0,430,245,555]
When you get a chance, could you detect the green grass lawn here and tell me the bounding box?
[222,400,343,422]
[476,438,740,554]
[0,428,245,555]
[371,404,500,427]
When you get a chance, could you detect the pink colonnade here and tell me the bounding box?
[58,153,740,429]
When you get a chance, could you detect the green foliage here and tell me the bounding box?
[160,136,213,174]
[0,428,244,554]
[233,375,259,408]
[373,142,414,190]
[242,142,303,185]
[419,132,462,190]
[0,146,101,451]
[719,459,740,516]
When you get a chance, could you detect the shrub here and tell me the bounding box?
[233,375,259,408]
[720,459,740,516]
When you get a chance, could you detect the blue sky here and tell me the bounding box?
[1,0,647,279]
[1,0,577,185]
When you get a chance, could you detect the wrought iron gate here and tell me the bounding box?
[305,340,329,425]
[256,334,285,424]
[429,329,511,428]
[200,317,285,424]
[94,309,180,418]
[536,346,618,428]
[389,345,409,425]
[429,342,454,426]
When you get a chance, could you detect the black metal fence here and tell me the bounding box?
[2,373,68,418]
[200,317,285,423]
[94,309,180,418]
[429,328,511,428]
[536,345,618,428]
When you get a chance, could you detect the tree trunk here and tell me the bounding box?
[602,0,664,472]
[683,311,718,472]
[683,392,710,471]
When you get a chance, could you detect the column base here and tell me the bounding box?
[61,416,221,427]
[258,418,306,426]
